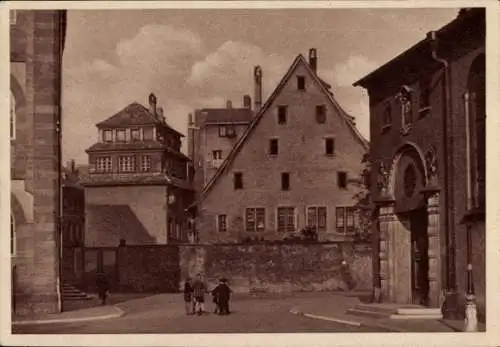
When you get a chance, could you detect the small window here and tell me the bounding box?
[277,106,288,125]
[269,139,279,155]
[217,215,227,232]
[219,126,227,137]
[245,208,266,232]
[119,156,135,173]
[141,155,152,172]
[382,103,392,132]
[143,128,154,141]
[103,130,113,142]
[116,129,126,142]
[316,105,326,124]
[297,76,306,90]
[337,171,347,189]
[325,138,335,155]
[213,150,223,160]
[234,172,243,190]
[131,129,141,141]
[96,157,112,173]
[281,172,290,191]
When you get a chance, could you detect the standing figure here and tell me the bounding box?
[213,278,232,315]
[211,279,222,314]
[192,273,208,315]
[183,277,194,315]
[96,272,110,305]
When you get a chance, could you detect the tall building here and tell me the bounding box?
[10,10,67,315]
[81,93,194,246]
[189,49,369,243]
[354,8,485,320]
[188,92,255,193]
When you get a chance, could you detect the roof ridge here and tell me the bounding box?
[189,53,368,208]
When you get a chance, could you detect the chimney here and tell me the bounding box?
[243,94,252,109]
[188,112,194,126]
[309,48,317,73]
[254,66,262,111]
[148,92,157,117]
[226,100,233,109]
[157,107,165,122]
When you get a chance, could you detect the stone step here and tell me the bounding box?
[63,295,93,301]
[346,308,392,319]
[347,306,443,320]
[396,307,442,316]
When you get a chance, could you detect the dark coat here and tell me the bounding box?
[192,280,207,298]
[213,283,232,303]
[184,282,193,302]
[96,274,109,294]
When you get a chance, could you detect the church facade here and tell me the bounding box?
[354,8,485,321]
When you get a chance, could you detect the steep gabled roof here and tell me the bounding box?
[190,54,369,208]
[97,102,158,127]
[96,102,185,137]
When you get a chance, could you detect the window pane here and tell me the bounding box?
[316,105,326,124]
[307,207,317,227]
[318,207,327,230]
[336,207,344,227]
[116,129,126,142]
[278,106,287,124]
[131,129,140,141]
[246,208,255,232]
[256,208,265,231]
[143,128,154,141]
[103,130,113,142]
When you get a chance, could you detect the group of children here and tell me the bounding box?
[183,273,232,316]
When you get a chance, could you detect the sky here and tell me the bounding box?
[61,8,460,165]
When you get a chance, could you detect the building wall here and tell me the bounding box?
[10,10,65,315]
[198,62,367,243]
[85,185,168,246]
[366,14,485,318]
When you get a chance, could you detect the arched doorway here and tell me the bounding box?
[390,144,430,305]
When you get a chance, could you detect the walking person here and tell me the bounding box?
[213,277,232,315]
[96,272,110,306]
[183,277,194,315]
[192,273,209,315]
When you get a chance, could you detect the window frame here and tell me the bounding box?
[140,155,152,172]
[281,172,290,191]
[315,105,326,124]
[118,155,136,173]
[325,137,335,156]
[143,127,154,141]
[234,172,243,190]
[245,207,266,232]
[130,128,141,141]
[116,129,126,142]
[277,105,288,125]
[306,206,327,233]
[219,125,227,137]
[335,206,356,234]
[337,171,348,189]
[103,129,113,143]
[96,156,112,173]
[269,139,279,155]
[217,214,228,233]
[277,206,296,233]
[297,75,306,91]
[212,150,223,160]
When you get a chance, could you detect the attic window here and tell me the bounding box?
[277,106,288,125]
[297,76,306,91]
[143,127,154,141]
[131,129,141,141]
[116,129,126,142]
[103,130,113,142]
[316,105,326,124]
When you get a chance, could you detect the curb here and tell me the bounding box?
[12,306,124,326]
[290,308,405,332]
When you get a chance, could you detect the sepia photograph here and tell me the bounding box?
[1,1,498,346]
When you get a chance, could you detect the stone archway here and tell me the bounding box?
[377,143,442,307]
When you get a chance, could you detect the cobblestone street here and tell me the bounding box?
[13,293,383,334]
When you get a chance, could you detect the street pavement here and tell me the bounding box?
[12,292,384,334]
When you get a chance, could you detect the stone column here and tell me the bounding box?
[424,189,441,308]
[377,200,396,302]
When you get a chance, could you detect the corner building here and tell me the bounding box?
[354,9,485,320]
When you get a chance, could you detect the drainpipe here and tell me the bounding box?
[427,31,458,319]
[56,10,66,313]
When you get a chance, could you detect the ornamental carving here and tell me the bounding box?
[376,162,390,197]
[425,146,438,184]
[397,85,414,136]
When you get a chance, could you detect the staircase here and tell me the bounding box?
[62,283,93,301]
[346,303,443,320]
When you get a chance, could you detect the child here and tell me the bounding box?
[213,277,232,315]
[96,272,110,306]
[183,277,194,315]
[192,273,208,315]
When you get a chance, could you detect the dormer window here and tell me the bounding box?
[103,129,113,143]
[143,127,154,141]
[131,128,141,141]
[116,129,126,142]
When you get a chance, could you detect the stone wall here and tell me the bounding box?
[113,242,372,294]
